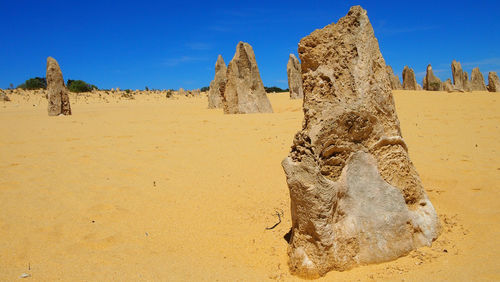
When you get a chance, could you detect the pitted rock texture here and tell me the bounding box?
[386,65,402,90]
[222,42,273,114]
[470,67,487,91]
[287,54,304,99]
[46,57,71,116]
[488,72,500,92]
[282,6,440,278]
[208,55,227,108]
[402,66,418,90]
[423,64,442,91]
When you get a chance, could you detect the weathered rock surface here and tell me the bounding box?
[282,6,440,278]
[386,65,402,90]
[46,57,71,116]
[470,67,487,91]
[208,55,227,108]
[287,54,304,99]
[488,72,500,92]
[222,42,273,114]
[402,66,418,90]
[423,64,442,91]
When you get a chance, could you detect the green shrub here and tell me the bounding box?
[17,77,46,90]
[264,86,288,93]
[200,86,209,92]
[429,82,441,91]
[67,80,97,93]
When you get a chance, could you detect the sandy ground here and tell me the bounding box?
[0,90,499,281]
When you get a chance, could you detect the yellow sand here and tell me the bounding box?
[0,90,499,281]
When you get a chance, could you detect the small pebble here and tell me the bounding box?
[20,273,31,278]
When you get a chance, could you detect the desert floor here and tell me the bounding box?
[0,90,499,281]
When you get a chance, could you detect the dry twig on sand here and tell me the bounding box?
[266,210,283,230]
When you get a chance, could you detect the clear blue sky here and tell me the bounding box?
[1,0,499,90]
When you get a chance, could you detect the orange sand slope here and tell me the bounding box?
[0,91,499,281]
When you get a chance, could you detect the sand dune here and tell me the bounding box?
[0,90,499,280]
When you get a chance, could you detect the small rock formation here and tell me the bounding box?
[287,54,304,99]
[470,68,487,91]
[442,79,454,92]
[222,42,273,114]
[192,89,201,96]
[208,55,227,108]
[402,66,418,90]
[121,91,134,99]
[282,6,440,278]
[386,65,402,90]
[423,64,442,91]
[46,57,71,116]
[0,90,10,101]
[178,88,186,96]
[488,72,500,92]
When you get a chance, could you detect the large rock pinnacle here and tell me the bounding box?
[487,72,500,92]
[222,42,273,114]
[208,55,227,109]
[470,67,487,91]
[402,66,418,90]
[46,57,71,116]
[281,6,440,278]
[287,54,304,99]
[423,64,442,91]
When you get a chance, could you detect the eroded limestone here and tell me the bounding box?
[282,6,440,278]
